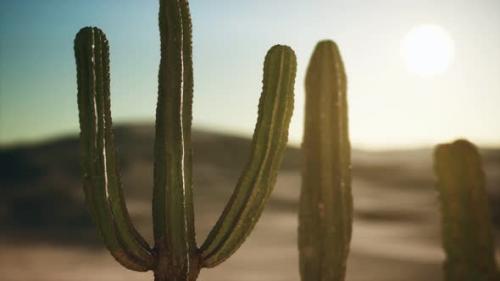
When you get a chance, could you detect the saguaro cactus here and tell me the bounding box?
[299,40,352,281]
[74,0,296,280]
[434,140,499,281]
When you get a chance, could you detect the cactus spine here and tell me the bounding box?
[74,0,296,280]
[434,140,499,281]
[299,40,352,281]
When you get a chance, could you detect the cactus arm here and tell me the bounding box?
[434,140,498,281]
[74,27,154,272]
[199,45,296,268]
[299,40,352,281]
[153,0,198,280]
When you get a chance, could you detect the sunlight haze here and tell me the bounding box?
[1,0,500,149]
[401,25,455,76]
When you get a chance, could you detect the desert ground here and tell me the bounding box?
[1,125,499,281]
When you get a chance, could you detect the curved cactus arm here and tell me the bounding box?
[434,140,498,281]
[153,0,198,280]
[299,40,352,281]
[199,45,296,268]
[74,27,155,272]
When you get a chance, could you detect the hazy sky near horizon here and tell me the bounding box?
[1,0,500,149]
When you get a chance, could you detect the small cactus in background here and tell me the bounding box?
[299,40,352,281]
[74,0,296,280]
[434,139,499,281]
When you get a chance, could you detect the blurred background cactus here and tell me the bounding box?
[74,0,296,280]
[299,40,352,281]
[434,140,499,281]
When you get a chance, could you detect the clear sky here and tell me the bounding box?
[1,0,500,149]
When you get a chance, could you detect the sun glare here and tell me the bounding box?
[401,24,455,76]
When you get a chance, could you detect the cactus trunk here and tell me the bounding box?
[299,40,352,281]
[434,140,499,281]
[153,0,198,280]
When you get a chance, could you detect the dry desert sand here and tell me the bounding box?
[0,127,498,281]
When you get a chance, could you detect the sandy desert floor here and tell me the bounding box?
[1,129,499,281]
[1,170,498,281]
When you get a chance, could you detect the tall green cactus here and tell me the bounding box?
[299,40,352,281]
[74,0,296,280]
[434,140,499,281]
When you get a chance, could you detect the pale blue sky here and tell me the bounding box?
[1,0,500,149]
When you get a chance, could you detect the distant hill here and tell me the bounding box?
[1,124,499,245]
[0,124,301,244]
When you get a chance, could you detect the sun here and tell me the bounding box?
[401,24,455,76]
